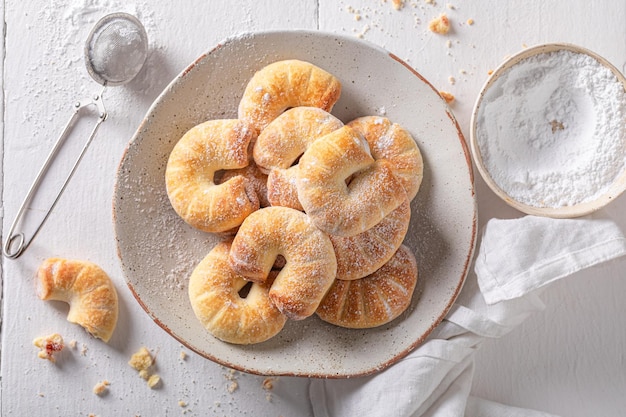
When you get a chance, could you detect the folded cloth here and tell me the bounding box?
[308,214,626,417]
[475,214,626,305]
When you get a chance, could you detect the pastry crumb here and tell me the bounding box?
[147,374,161,389]
[448,76,456,85]
[391,0,404,10]
[178,400,187,407]
[129,347,154,371]
[429,13,450,34]
[439,91,455,104]
[33,333,64,363]
[129,347,162,389]
[262,377,275,391]
[180,350,188,360]
[93,380,110,396]
[467,18,475,25]
[227,381,238,393]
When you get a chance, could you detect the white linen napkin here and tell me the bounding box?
[308,214,626,417]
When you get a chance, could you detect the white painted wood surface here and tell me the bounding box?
[2,1,625,416]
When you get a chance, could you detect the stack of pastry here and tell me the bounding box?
[165,59,424,345]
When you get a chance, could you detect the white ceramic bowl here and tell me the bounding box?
[113,30,476,378]
[470,43,626,218]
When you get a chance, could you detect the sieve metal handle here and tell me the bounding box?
[3,90,108,259]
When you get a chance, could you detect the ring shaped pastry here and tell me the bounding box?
[228,206,337,320]
[296,125,407,237]
[238,60,342,135]
[254,107,344,210]
[348,116,424,201]
[189,241,287,345]
[36,258,119,342]
[165,119,259,233]
[330,198,411,281]
[316,245,418,329]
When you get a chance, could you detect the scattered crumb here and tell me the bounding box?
[439,91,455,104]
[80,343,88,356]
[391,0,404,10]
[227,381,239,393]
[262,377,275,391]
[446,3,455,9]
[33,333,64,363]
[459,69,467,75]
[354,14,361,21]
[487,69,494,75]
[425,0,435,4]
[93,380,110,396]
[129,347,162,389]
[68,340,77,349]
[522,43,528,48]
[377,106,387,116]
[448,76,456,85]
[147,374,161,389]
[467,18,475,25]
[180,350,188,360]
[428,13,450,34]
[38,392,45,397]
[446,40,452,48]
[178,400,187,408]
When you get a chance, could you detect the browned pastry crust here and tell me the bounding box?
[316,245,418,329]
[165,119,259,233]
[238,60,342,135]
[330,198,411,281]
[347,116,424,201]
[296,125,407,237]
[228,206,337,320]
[254,107,343,210]
[188,241,287,344]
[216,160,271,208]
[36,258,119,342]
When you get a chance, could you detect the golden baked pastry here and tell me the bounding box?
[166,119,259,233]
[347,116,423,201]
[188,241,287,344]
[296,125,407,237]
[316,245,418,329]
[330,198,411,281]
[238,60,342,135]
[216,160,271,208]
[36,258,119,342]
[254,107,343,210]
[228,206,337,320]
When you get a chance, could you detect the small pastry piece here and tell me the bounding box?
[33,333,64,362]
[254,107,344,210]
[36,258,118,342]
[229,206,337,320]
[347,116,423,201]
[189,241,287,344]
[330,198,411,280]
[296,126,407,237]
[165,119,258,233]
[316,245,418,329]
[216,160,271,208]
[238,60,342,135]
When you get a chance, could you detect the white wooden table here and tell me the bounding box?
[2,1,626,416]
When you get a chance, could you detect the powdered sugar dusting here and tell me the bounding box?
[476,49,626,207]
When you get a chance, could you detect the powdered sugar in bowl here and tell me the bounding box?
[470,43,626,218]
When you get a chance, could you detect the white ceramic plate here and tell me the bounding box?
[113,30,476,378]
